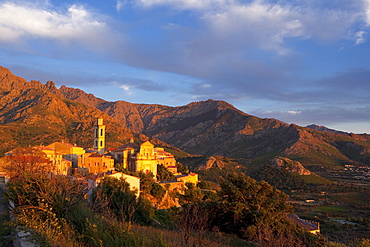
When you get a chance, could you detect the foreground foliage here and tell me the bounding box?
[3,147,368,246]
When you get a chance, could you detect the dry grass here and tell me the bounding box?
[131,224,252,247]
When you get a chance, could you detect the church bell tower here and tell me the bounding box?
[94,117,106,154]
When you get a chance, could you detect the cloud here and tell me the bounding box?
[255,106,370,128]
[111,0,370,98]
[355,31,366,44]
[200,84,211,88]
[287,110,302,115]
[0,2,112,49]
[116,0,129,11]
[202,1,366,54]
[262,110,301,115]
[119,83,133,95]
[128,0,368,55]
[113,77,166,95]
[137,0,231,10]
[318,69,370,99]
[364,0,370,25]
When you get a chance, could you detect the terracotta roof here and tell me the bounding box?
[175,174,187,178]
[36,146,55,151]
[88,154,104,157]
[51,142,82,148]
[112,142,140,152]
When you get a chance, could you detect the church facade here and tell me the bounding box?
[111,140,178,177]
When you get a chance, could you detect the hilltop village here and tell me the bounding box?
[1,117,198,207]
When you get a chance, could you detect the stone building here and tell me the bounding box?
[82,153,115,174]
[111,140,178,177]
[46,142,85,167]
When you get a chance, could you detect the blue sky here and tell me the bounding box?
[0,0,370,134]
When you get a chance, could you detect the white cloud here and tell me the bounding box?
[364,0,370,25]
[0,2,110,47]
[116,0,127,11]
[130,0,369,55]
[137,0,232,10]
[263,110,301,115]
[203,2,306,54]
[201,83,211,88]
[287,110,301,115]
[355,31,366,44]
[119,83,134,95]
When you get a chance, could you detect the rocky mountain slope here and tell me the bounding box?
[58,83,370,168]
[269,157,311,175]
[0,66,180,155]
[1,66,370,172]
[306,124,348,135]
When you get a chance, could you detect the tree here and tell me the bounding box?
[176,203,211,247]
[4,147,85,215]
[4,147,86,246]
[150,182,166,199]
[251,165,306,192]
[3,147,54,183]
[214,172,293,239]
[92,176,154,225]
[178,182,204,205]
[176,162,189,174]
[138,171,155,196]
[156,164,175,181]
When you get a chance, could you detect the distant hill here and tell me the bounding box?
[306,124,348,135]
[1,66,370,172]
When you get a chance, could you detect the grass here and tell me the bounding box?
[301,173,333,184]
[0,189,12,247]
[164,148,190,158]
[131,224,252,247]
[0,214,12,247]
[328,192,370,205]
[314,206,348,213]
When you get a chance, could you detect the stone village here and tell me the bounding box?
[0,117,198,208]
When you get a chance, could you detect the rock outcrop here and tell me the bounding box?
[270,157,311,175]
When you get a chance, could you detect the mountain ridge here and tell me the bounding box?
[0,66,186,155]
[1,66,369,172]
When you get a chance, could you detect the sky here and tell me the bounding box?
[0,0,369,134]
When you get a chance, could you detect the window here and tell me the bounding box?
[100,128,103,137]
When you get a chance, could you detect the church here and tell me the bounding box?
[111,140,178,178]
[111,140,159,177]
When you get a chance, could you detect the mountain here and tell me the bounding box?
[0,66,182,155]
[1,66,370,173]
[306,124,348,135]
[58,84,370,168]
[57,87,299,158]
